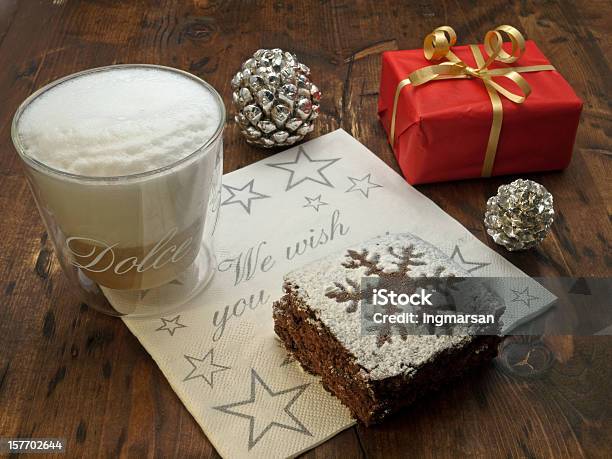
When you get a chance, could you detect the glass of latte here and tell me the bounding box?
[12,65,225,317]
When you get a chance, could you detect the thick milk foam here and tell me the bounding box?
[17,67,221,177]
[15,66,224,291]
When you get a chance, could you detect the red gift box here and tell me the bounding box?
[378,29,583,185]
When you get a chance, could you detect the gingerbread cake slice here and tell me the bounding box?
[273,233,503,425]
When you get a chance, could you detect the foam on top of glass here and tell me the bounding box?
[16,66,221,177]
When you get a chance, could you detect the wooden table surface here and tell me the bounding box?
[1,1,610,458]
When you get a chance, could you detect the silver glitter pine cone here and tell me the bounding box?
[232,48,320,148]
[484,179,554,251]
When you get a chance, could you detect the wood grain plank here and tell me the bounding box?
[0,1,222,457]
[0,1,610,458]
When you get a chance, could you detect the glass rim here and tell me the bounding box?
[11,64,226,183]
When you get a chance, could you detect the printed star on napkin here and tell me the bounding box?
[280,353,296,367]
[156,315,187,336]
[183,349,231,387]
[222,179,270,214]
[213,369,312,450]
[450,245,491,273]
[267,146,341,191]
[345,173,382,198]
[303,195,328,212]
[511,287,539,308]
[276,340,296,366]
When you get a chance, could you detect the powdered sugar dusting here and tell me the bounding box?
[285,233,475,380]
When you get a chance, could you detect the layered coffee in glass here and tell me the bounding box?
[12,65,225,317]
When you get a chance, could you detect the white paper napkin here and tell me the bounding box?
[121,129,553,458]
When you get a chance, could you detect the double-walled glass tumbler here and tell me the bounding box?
[12,65,225,317]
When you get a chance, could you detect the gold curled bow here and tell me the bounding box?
[389,25,555,177]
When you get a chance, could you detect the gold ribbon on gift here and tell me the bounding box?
[389,25,556,177]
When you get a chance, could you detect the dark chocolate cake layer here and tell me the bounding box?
[273,233,503,425]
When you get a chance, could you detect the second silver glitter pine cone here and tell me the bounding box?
[484,179,554,251]
[232,48,320,148]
